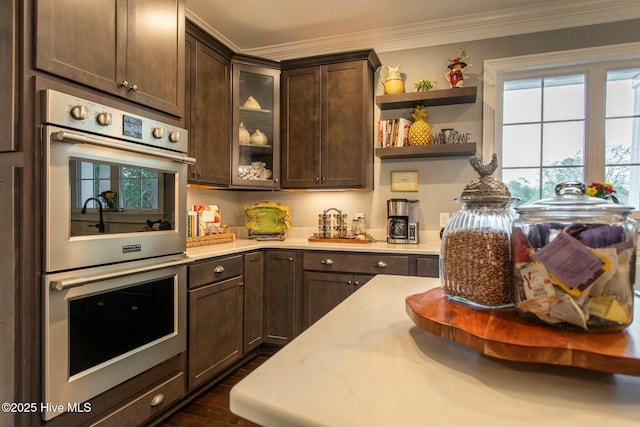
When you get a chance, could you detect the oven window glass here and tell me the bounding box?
[69,158,177,236]
[74,160,161,210]
[69,277,175,376]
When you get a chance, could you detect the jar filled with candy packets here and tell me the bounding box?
[512,181,637,332]
[440,154,518,309]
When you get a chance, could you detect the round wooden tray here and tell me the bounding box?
[406,287,640,376]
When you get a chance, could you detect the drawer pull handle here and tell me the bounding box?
[214,265,225,273]
[288,257,294,262]
[321,259,334,265]
[150,393,165,407]
[374,261,388,268]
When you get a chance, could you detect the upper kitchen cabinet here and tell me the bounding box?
[34,0,185,117]
[185,23,232,186]
[280,50,381,190]
[231,56,281,189]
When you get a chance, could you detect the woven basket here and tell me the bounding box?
[186,232,236,248]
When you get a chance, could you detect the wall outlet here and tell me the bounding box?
[439,212,450,227]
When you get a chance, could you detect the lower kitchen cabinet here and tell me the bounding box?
[244,251,264,352]
[264,250,303,346]
[301,251,409,328]
[416,255,439,278]
[303,272,372,329]
[188,256,244,391]
[90,373,185,427]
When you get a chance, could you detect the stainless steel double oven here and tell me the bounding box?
[41,89,193,420]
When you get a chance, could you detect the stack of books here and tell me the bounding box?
[377,118,411,148]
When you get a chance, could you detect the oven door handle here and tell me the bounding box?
[50,256,193,291]
[52,130,196,164]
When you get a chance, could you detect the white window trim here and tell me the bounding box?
[483,41,640,174]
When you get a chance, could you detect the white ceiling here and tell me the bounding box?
[185,0,640,60]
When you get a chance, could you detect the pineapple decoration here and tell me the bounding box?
[408,105,432,146]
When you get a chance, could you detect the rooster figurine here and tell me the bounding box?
[469,154,498,179]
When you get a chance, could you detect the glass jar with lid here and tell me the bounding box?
[440,154,517,308]
[512,181,637,332]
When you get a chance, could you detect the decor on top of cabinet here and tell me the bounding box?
[380,64,404,94]
[250,129,268,145]
[243,95,262,109]
[408,105,432,146]
[239,122,251,144]
[413,78,435,92]
[244,202,292,240]
[446,50,472,88]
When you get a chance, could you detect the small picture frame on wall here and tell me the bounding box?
[390,171,418,192]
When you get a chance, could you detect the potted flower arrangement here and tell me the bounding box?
[100,190,118,209]
[586,182,618,203]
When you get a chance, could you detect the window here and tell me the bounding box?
[483,42,640,211]
[73,160,161,211]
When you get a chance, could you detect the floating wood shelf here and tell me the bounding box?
[406,287,640,376]
[375,143,476,159]
[376,86,477,110]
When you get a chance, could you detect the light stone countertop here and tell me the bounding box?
[229,274,640,427]
[186,231,441,261]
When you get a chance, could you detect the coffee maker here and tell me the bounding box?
[387,199,420,244]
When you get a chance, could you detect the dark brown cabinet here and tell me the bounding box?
[264,250,302,346]
[303,272,371,329]
[243,251,264,353]
[185,24,232,186]
[34,0,185,116]
[188,255,243,391]
[231,58,281,188]
[302,250,409,328]
[280,50,381,189]
[416,256,439,278]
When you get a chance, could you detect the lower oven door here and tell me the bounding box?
[42,255,189,421]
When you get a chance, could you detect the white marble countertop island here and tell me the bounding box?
[229,275,640,427]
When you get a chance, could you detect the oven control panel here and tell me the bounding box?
[42,89,188,154]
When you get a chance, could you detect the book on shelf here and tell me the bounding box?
[377,118,411,148]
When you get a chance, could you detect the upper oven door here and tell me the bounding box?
[44,125,189,272]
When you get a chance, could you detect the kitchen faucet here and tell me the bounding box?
[81,197,105,233]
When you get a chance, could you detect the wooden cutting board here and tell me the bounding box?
[406,287,640,376]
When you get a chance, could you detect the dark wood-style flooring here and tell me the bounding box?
[158,356,268,427]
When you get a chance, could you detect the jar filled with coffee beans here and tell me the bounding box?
[440,154,517,308]
[512,181,637,332]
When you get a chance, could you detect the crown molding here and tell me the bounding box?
[187,0,640,61]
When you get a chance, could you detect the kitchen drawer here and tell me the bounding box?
[416,256,439,278]
[189,255,243,289]
[303,251,409,275]
[90,372,184,427]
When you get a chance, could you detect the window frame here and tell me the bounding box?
[483,41,640,214]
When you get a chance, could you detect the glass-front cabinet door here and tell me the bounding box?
[232,62,280,188]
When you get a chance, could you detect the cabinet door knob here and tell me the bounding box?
[321,176,326,181]
[347,280,353,285]
[129,84,139,92]
[150,393,165,407]
[315,177,320,182]
[374,261,387,268]
[321,259,334,265]
[287,257,294,261]
[214,265,225,273]
[120,80,129,88]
